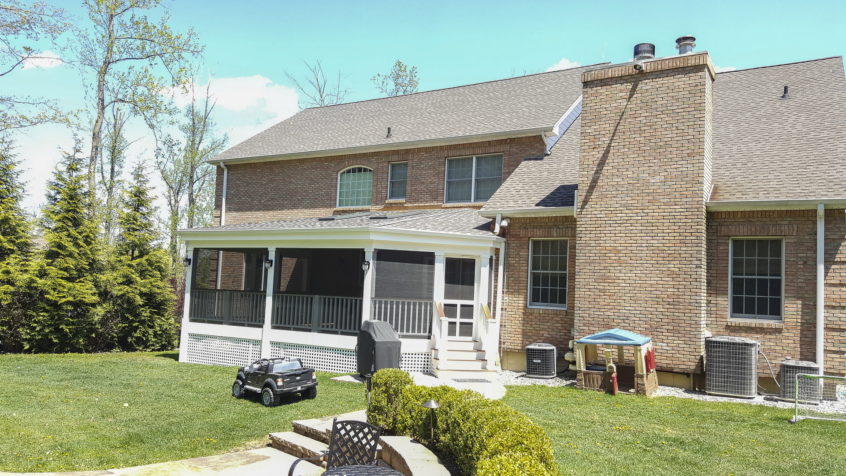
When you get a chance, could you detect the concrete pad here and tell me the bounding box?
[411,372,506,400]
[330,374,365,384]
[2,448,322,476]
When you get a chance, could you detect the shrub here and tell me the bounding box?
[476,453,556,476]
[368,370,556,475]
[367,368,413,432]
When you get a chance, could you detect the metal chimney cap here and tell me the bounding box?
[633,43,656,61]
[675,36,696,54]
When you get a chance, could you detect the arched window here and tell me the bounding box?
[337,166,373,207]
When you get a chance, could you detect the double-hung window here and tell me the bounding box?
[445,154,502,203]
[528,239,568,308]
[337,166,373,207]
[730,238,783,320]
[388,162,407,200]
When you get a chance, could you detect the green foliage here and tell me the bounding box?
[371,60,419,97]
[476,453,556,476]
[0,141,34,352]
[367,368,414,432]
[368,369,556,476]
[100,164,176,351]
[23,144,101,352]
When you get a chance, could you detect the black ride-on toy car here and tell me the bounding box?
[232,357,317,406]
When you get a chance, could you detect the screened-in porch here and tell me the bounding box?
[187,247,438,338]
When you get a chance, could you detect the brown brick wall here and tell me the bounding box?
[825,209,846,375]
[706,209,846,377]
[500,216,576,353]
[575,54,714,373]
[213,136,545,225]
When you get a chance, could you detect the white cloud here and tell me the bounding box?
[170,75,300,145]
[715,65,737,73]
[546,57,581,72]
[21,50,63,70]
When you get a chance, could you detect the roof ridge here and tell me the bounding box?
[301,62,610,111]
[717,56,843,75]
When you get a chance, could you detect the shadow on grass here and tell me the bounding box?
[153,351,179,361]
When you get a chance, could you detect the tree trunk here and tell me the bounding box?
[88,13,115,208]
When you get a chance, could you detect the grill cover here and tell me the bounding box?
[357,320,401,377]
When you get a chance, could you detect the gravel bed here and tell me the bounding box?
[655,385,846,414]
[496,370,576,387]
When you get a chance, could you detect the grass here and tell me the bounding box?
[503,385,846,476]
[0,351,366,473]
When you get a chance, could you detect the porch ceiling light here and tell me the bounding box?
[361,260,371,272]
[264,258,274,270]
[183,257,192,267]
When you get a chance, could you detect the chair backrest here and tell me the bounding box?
[325,418,383,469]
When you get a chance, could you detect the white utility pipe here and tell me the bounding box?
[220,162,228,226]
[816,203,825,375]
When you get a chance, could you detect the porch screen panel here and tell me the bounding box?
[374,250,434,300]
[445,257,475,301]
[192,248,267,291]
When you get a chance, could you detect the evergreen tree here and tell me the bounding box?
[0,138,36,352]
[102,163,176,351]
[24,142,101,352]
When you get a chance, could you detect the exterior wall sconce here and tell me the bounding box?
[361,260,371,272]
[264,258,274,270]
[183,257,192,267]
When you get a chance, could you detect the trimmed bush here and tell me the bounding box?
[367,368,556,475]
[367,368,413,432]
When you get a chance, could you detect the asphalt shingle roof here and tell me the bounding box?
[482,56,846,212]
[215,65,595,162]
[184,208,495,237]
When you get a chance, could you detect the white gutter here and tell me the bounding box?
[480,206,575,219]
[220,163,229,226]
[816,203,825,374]
[707,198,846,211]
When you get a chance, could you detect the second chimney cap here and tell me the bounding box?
[633,43,656,61]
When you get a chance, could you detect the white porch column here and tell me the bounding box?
[178,247,194,363]
[434,252,447,367]
[362,248,374,322]
[476,254,491,341]
[260,247,277,358]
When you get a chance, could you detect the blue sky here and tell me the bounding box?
[7,0,846,212]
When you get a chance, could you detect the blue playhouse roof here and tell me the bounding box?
[576,328,651,346]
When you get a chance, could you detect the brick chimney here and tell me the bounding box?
[574,49,716,373]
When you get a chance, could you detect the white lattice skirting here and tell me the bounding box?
[185,334,261,367]
[184,334,432,373]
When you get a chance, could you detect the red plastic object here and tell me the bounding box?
[610,372,618,395]
[645,348,656,373]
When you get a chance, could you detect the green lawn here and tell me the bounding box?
[504,385,846,476]
[0,352,366,473]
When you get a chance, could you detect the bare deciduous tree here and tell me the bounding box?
[371,60,419,97]
[71,0,203,205]
[286,60,349,107]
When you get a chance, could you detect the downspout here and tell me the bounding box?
[816,203,825,375]
[494,215,508,368]
[220,162,228,226]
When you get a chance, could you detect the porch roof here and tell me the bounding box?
[181,208,495,238]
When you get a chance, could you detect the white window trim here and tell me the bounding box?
[387,161,408,201]
[527,238,568,310]
[336,165,373,209]
[443,154,503,204]
[727,237,785,321]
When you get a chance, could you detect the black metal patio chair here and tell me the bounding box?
[287,418,382,476]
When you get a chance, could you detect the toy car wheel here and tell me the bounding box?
[303,386,317,399]
[261,386,278,407]
[232,381,244,398]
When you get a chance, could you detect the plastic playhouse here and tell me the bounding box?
[575,328,658,396]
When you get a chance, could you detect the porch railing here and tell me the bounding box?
[371,298,433,338]
[188,289,265,327]
[272,294,362,334]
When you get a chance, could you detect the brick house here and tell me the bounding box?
[178,39,846,387]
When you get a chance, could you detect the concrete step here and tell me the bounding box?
[432,357,489,371]
[292,410,368,444]
[380,436,451,476]
[440,339,480,351]
[433,349,486,361]
[269,431,328,461]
